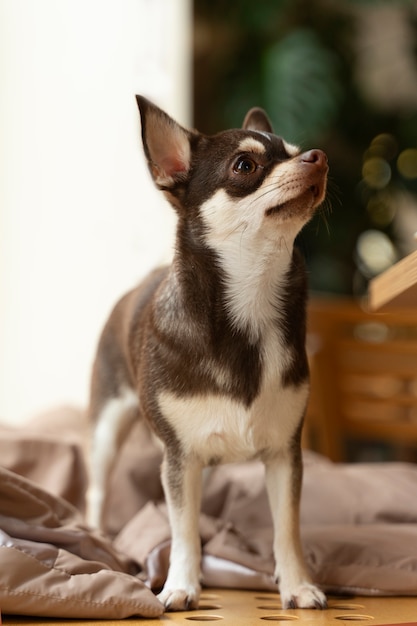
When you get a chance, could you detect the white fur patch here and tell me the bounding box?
[283,139,300,156]
[200,185,303,338]
[92,387,138,451]
[158,378,308,465]
[201,163,307,248]
[200,152,315,339]
[86,387,138,528]
[238,137,267,154]
[256,131,272,142]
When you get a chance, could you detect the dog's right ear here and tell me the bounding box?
[242,107,274,134]
[136,95,193,189]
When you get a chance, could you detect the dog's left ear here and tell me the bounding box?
[242,107,274,134]
[136,95,194,188]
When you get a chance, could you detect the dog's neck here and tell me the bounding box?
[172,206,300,343]
[220,234,297,340]
[201,187,304,341]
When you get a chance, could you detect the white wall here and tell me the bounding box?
[0,0,191,423]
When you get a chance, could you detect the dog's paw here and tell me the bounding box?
[281,582,327,610]
[157,586,200,612]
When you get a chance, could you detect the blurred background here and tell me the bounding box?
[193,0,417,296]
[1,0,417,463]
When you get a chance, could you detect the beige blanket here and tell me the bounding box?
[1,406,417,618]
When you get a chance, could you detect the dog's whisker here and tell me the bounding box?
[246,175,308,211]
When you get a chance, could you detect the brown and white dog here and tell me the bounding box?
[87,96,328,611]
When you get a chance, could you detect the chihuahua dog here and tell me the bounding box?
[87,96,328,611]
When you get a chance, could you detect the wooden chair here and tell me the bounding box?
[304,296,417,462]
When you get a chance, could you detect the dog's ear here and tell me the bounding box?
[242,107,274,134]
[136,95,194,188]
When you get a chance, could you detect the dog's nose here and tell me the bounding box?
[301,149,327,167]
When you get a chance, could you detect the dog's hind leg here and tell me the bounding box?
[157,452,203,611]
[86,387,138,529]
[265,448,327,610]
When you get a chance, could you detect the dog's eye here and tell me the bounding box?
[233,157,258,175]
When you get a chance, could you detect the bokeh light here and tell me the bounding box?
[366,193,396,227]
[356,229,397,277]
[397,148,417,179]
[366,133,398,161]
[362,157,391,190]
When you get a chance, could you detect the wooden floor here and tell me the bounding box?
[3,589,417,625]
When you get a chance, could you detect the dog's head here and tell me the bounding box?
[136,95,328,248]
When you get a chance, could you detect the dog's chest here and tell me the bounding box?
[157,327,308,464]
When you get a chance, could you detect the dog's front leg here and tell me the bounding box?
[265,451,327,610]
[158,452,203,611]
